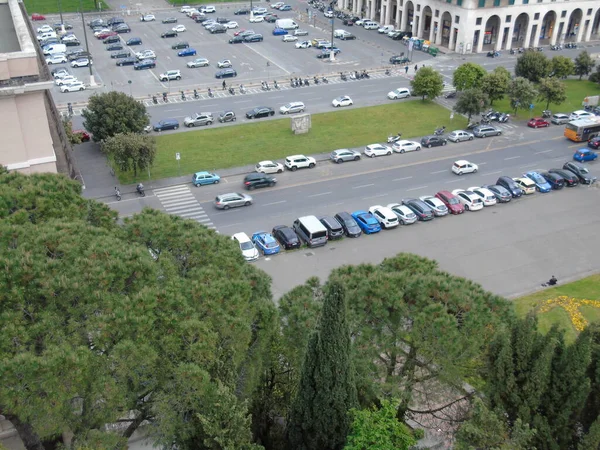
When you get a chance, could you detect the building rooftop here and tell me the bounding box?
[0,4,21,53]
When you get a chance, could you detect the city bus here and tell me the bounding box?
[564,117,600,142]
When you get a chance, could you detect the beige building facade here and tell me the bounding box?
[0,0,56,173]
[337,0,600,53]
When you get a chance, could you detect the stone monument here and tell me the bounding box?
[291,113,311,135]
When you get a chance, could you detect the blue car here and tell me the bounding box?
[524,171,552,193]
[272,27,288,36]
[192,171,220,186]
[573,148,598,162]
[178,47,197,57]
[351,211,381,234]
[252,231,281,255]
[279,4,292,10]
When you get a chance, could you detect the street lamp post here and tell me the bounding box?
[58,0,65,33]
[79,0,96,86]
[329,1,335,62]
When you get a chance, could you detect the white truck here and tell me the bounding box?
[275,18,299,30]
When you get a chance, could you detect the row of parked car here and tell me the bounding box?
[229,161,597,260]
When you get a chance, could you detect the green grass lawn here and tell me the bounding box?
[513,274,600,343]
[26,0,107,13]
[493,79,600,120]
[119,100,466,183]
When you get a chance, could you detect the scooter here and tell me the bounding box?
[228,86,235,95]
[322,76,329,84]
[273,80,279,90]
[542,110,552,118]
[114,187,121,201]
[314,76,320,84]
[510,48,516,55]
[362,70,370,79]
[193,89,199,99]
[240,85,246,94]
[136,184,145,197]
[261,81,270,91]
[434,126,446,136]
[181,91,186,101]
[340,72,347,81]
[387,132,402,144]
[518,47,525,53]
[304,78,309,86]
[349,72,357,80]
[497,113,510,123]
[152,95,158,104]
[207,88,214,98]
[385,68,391,76]
[162,92,168,102]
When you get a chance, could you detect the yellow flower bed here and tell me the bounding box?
[539,296,600,332]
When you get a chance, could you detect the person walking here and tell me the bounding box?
[222,80,226,90]
[414,64,418,72]
[405,65,409,74]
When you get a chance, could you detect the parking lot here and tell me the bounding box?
[49,3,421,103]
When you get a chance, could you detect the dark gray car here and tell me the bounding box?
[563,161,597,184]
[334,212,362,237]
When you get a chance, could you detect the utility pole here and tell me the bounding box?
[58,0,65,33]
[79,0,96,85]
[329,1,335,62]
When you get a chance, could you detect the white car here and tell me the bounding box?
[136,50,156,59]
[71,58,92,68]
[451,189,484,211]
[252,7,267,14]
[187,58,210,68]
[332,96,353,107]
[61,34,79,42]
[387,88,411,99]
[387,203,417,225]
[447,130,474,142]
[52,68,70,78]
[378,25,394,33]
[451,160,479,175]
[468,187,497,206]
[272,2,284,8]
[93,28,111,37]
[392,140,420,153]
[217,59,232,68]
[46,54,67,64]
[37,25,54,33]
[249,15,264,23]
[180,5,193,13]
[224,21,239,28]
[364,144,392,158]
[324,10,333,18]
[285,155,316,171]
[173,24,186,32]
[256,160,284,174]
[295,40,312,48]
[282,35,298,42]
[55,75,78,86]
[419,196,449,216]
[368,205,399,229]
[200,5,216,13]
[232,232,259,261]
[60,81,86,92]
[569,110,593,120]
[333,29,350,38]
[363,22,379,29]
[141,14,155,21]
[387,29,400,37]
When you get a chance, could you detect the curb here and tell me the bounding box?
[506,269,600,300]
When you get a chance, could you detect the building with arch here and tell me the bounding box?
[336,0,600,53]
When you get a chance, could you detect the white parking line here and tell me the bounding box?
[352,183,374,189]
[504,156,521,160]
[262,200,287,206]
[430,170,446,174]
[535,149,553,154]
[308,191,332,198]
[164,109,182,112]
[392,176,413,181]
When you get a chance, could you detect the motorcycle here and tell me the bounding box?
[239,85,246,94]
[314,76,320,84]
[487,50,500,58]
[152,95,158,104]
[497,113,510,123]
[510,48,516,55]
[322,76,329,84]
[550,44,562,50]
[349,72,357,80]
[228,86,235,95]
[518,47,525,53]
[162,92,168,102]
[193,89,199,99]
[385,68,391,76]
[362,70,370,79]
[536,46,543,52]
[304,78,309,86]
[181,91,186,101]
[136,184,146,197]
[542,109,552,118]
[434,126,446,136]
[340,72,347,81]
[387,132,402,144]
[480,117,491,125]
[261,81,270,91]
[114,187,121,201]
[273,80,279,90]
[207,88,214,98]
[566,42,577,49]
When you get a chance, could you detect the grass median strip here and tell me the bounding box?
[25,0,108,14]
[513,274,600,344]
[119,100,466,183]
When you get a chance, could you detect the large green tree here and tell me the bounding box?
[81,91,149,142]
[537,77,567,110]
[452,62,487,91]
[101,133,157,177]
[453,88,489,121]
[506,77,538,115]
[551,55,575,79]
[574,50,596,80]
[515,51,552,83]
[480,67,511,105]
[287,281,358,450]
[410,66,444,101]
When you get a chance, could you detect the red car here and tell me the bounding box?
[97,31,117,39]
[527,117,550,128]
[435,190,465,215]
[73,130,90,142]
[31,13,46,20]
[233,29,246,36]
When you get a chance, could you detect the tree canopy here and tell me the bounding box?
[453,88,490,121]
[507,77,538,115]
[574,50,596,80]
[537,77,567,110]
[81,91,149,142]
[480,67,511,105]
[452,63,487,91]
[410,67,445,101]
[551,55,575,79]
[515,51,552,83]
[102,133,157,177]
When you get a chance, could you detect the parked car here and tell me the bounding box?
[255,160,284,173]
[351,210,381,234]
[272,225,301,249]
[319,216,344,239]
[573,148,598,162]
[60,82,86,93]
[103,36,120,44]
[252,231,281,255]
[161,30,178,38]
[273,27,288,36]
[215,68,237,78]
[528,117,550,128]
[116,56,137,66]
[512,177,536,194]
[447,130,474,142]
[538,172,565,190]
[473,125,502,138]
[334,212,362,237]
[229,36,245,44]
[282,35,298,42]
[419,196,449,216]
[421,136,447,148]
[588,137,600,149]
[548,169,579,187]
[178,48,197,57]
[106,43,123,51]
[171,41,189,49]
[392,140,420,153]
[368,205,399,229]
[569,110,593,120]
[214,193,253,210]
[435,191,464,214]
[136,50,156,59]
[113,24,131,33]
[46,54,67,64]
[110,50,131,59]
[467,187,497,206]
[332,96,353,107]
[243,173,276,190]
[184,112,213,127]
[451,190,484,211]
[524,171,552,192]
[279,101,305,114]
[134,59,156,70]
[551,113,570,125]
[71,58,92,67]
[295,40,312,48]
[218,110,236,122]
[387,203,418,224]
[330,149,361,163]
[246,106,274,119]
[481,184,512,202]
[496,176,524,197]
[187,58,210,68]
[140,14,155,21]
[285,154,316,171]
[162,17,178,23]
[451,160,478,175]
[389,55,410,64]
[159,70,182,81]
[192,171,220,186]
[153,119,179,131]
[244,33,264,42]
[563,161,597,184]
[402,198,434,220]
[232,232,259,261]
[387,88,411,100]
[364,144,392,158]
[234,8,250,15]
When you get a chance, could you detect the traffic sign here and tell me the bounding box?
[529,103,534,109]
[175,152,180,160]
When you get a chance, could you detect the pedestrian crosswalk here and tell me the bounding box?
[153,185,216,230]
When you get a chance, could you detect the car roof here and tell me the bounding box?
[454,159,469,165]
[194,171,213,176]
[232,232,251,242]
[436,190,454,197]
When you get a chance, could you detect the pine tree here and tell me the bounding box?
[286,281,358,450]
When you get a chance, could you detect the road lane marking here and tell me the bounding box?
[535,149,553,154]
[430,170,446,174]
[164,109,182,112]
[308,191,332,197]
[407,185,428,191]
[393,176,413,181]
[262,200,287,206]
[445,179,462,183]
[482,170,502,176]
[361,193,387,200]
[504,156,521,160]
[519,163,538,169]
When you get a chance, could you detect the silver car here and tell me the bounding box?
[214,192,253,210]
[447,130,474,142]
[387,203,417,225]
[473,125,502,138]
[187,57,210,68]
[330,149,361,163]
[551,113,569,125]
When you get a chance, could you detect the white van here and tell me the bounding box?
[275,18,299,30]
[37,31,57,41]
[363,21,379,30]
[43,44,67,55]
[293,215,328,248]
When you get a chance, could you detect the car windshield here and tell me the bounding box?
[240,241,254,250]
[531,173,544,183]
[448,198,459,205]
